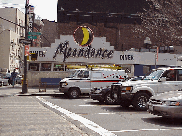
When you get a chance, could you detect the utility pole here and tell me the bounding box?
[22,0,28,93]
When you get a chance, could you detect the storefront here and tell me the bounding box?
[26,35,180,86]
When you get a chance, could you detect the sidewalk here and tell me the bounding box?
[0,84,63,97]
[0,85,89,136]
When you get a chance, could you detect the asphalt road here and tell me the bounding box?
[40,95,182,136]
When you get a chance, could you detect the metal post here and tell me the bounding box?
[22,0,28,93]
[155,53,156,69]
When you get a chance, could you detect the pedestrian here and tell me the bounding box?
[11,69,17,88]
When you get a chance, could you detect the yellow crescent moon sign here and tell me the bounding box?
[73,26,94,47]
[81,27,90,46]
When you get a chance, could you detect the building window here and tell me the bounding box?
[53,64,64,71]
[29,63,39,71]
[41,63,51,71]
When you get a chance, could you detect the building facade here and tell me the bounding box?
[56,0,182,52]
[0,7,44,74]
[0,8,25,73]
[31,19,44,47]
[41,19,59,47]
[26,35,182,87]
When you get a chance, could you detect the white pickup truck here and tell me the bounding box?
[111,67,182,110]
[59,69,128,98]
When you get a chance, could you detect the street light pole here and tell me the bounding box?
[154,46,158,69]
[22,0,28,93]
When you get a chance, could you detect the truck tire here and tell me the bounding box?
[105,92,117,105]
[132,93,150,111]
[120,100,131,108]
[68,88,80,99]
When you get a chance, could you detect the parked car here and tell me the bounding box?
[3,73,11,85]
[90,87,117,104]
[147,90,182,118]
[110,67,182,111]
[0,77,9,86]
[90,76,144,104]
[15,75,22,84]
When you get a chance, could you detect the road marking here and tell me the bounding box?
[110,128,182,133]
[79,105,119,107]
[79,105,96,106]
[36,96,116,136]
[98,113,115,115]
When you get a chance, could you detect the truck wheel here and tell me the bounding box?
[120,100,131,108]
[68,88,80,99]
[132,93,150,111]
[105,92,117,105]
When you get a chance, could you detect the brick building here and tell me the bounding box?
[41,19,59,47]
[40,0,181,52]
[56,0,147,51]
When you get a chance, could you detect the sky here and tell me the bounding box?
[0,0,58,21]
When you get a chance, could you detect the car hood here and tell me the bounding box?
[151,91,182,101]
[121,79,154,86]
[60,78,71,82]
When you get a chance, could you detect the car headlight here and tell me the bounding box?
[122,86,133,92]
[170,101,180,106]
[91,87,103,93]
[95,89,102,93]
[162,101,180,106]
[62,82,68,86]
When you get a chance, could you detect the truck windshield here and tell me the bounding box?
[67,70,80,78]
[144,69,164,80]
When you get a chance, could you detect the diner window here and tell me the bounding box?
[29,63,39,71]
[53,64,64,71]
[41,63,51,71]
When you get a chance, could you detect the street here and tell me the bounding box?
[42,95,182,136]
[0,85,182,136]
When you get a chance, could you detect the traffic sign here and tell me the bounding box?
[28,36,37,39]
[28,32,41,35]
[19,39,32,44]
[25,45,30,56]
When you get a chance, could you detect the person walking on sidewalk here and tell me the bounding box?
[11,69,17,88]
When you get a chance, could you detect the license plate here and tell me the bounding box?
[149,105,153,111]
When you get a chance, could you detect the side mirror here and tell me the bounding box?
[159,77,166,82]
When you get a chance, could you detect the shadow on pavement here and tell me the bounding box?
[51,95,90,100]
[142,117,182,127]
[86,100,149,113]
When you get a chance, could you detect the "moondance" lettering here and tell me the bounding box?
[53,41,114,62]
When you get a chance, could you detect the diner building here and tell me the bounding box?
[27,35,182,87]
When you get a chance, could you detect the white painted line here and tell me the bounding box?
[79,105,96,106]
[110,128,182,133]
[98,113,115,115]
[36,96,116,136]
